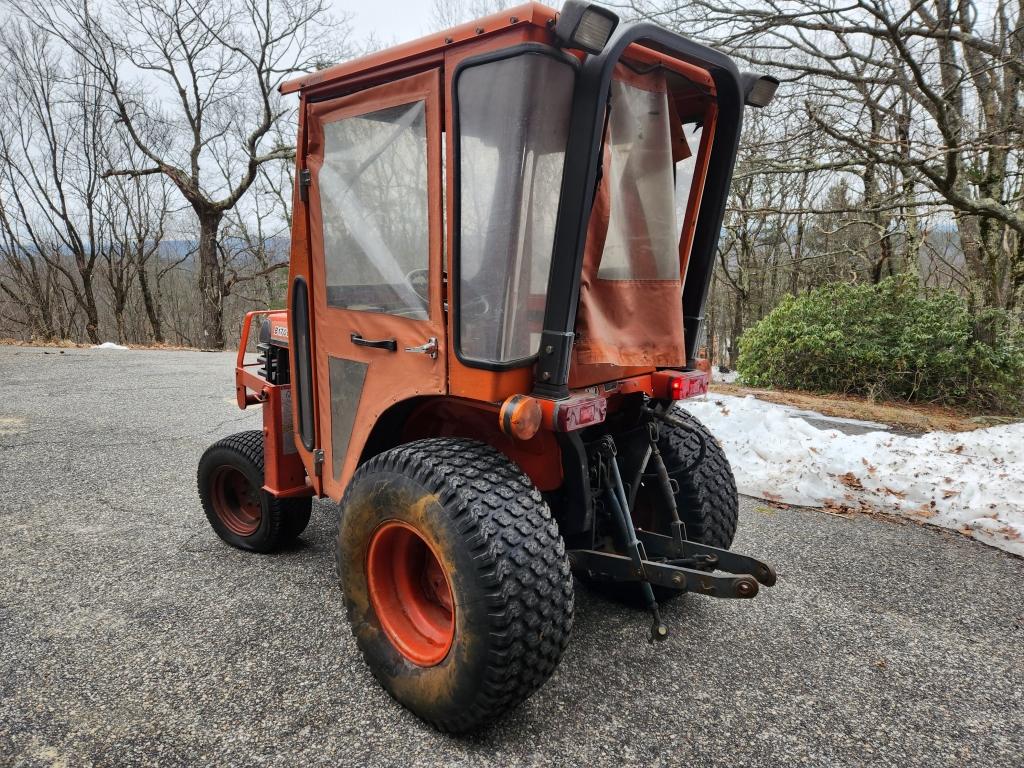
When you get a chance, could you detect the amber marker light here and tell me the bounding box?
[499,395,543,441]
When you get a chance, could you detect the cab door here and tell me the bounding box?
[305,69,447,501]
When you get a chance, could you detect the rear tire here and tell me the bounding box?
[638,408,739,550]
[197,430,311,553]
[336,438,574,733]
[588,409,738,604]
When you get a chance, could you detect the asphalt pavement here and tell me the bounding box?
[1,345,1022,767]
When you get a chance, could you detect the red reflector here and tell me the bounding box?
[554,396,608,432]
[653,370,709,400]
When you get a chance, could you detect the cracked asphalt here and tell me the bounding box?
[1,345,1023,767]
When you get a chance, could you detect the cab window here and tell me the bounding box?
[320,101,429,319]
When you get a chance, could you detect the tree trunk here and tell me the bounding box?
[137,260,164,343]
[80,270,101,344]
[729,293,744,367]
[197,211,225,349]
[112,288,128,344]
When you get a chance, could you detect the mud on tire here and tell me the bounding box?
[336,437,574,733]
[197,430,311,553]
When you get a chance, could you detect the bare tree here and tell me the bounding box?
[102,165,175,343]
[21,0,349,348]
[432,0,520,27]
[0,22,110,344]
[629,0,1024,313]
[219,163,292,310]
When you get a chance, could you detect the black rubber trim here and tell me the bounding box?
[532,22,746,397]
[450,43,580,372]
[291,276,316,451]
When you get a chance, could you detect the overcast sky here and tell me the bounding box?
[331,0,445,50]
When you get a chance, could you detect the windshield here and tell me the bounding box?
[455,49,576,365]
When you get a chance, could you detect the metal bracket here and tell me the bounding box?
[313,448,325,477]
[299,168,311,203]
[636,530,777,586]
[532,330,575,397]
[568,549,761,598]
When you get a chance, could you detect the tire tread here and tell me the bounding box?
[660,410,738,549]
[198,430,311,552]
[337,438,574,732]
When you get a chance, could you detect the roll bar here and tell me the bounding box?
[532,22,745,399]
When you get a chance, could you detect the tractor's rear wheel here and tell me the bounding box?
[336,438,574,733]
[634,408,739,550]
[589,409,738,604]
[197,430,311,553]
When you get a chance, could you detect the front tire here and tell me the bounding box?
[336,438,574,733]
[197,431,311,553]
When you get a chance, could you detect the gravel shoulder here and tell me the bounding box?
[1,346,1022,767]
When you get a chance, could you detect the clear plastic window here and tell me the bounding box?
[675,123,703,242]
[456,52,575,364]
[598,81,683,281]
[320,101,429,318]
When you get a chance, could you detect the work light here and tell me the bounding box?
[741,73,780,108]
[554,1,619,55]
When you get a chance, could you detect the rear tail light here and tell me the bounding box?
[652,370,709,401]
[552,395,607,432]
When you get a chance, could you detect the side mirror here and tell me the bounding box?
[740,73,780,108]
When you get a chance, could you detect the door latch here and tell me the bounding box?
[404,337,438,359]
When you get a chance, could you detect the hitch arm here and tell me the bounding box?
[636,530,777,586]
[568,550,760,599]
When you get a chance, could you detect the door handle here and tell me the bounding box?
[404,337,438,359]
[350,333,397,351]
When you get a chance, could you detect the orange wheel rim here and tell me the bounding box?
[211,465,261,536]
[366,520,455,667]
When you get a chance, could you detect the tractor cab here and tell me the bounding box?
[204,1,778,732]
[252,1,776,501]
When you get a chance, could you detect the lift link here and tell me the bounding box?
[645,419,687,551]
[569,549,762,598]
[598,436,669,643]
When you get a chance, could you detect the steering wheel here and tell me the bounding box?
[406,268,430,304]
[405,268,491,319]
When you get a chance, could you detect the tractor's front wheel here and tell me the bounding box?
[336,438,574,733]
[197,431,311,552]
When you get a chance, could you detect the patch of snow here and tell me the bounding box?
[680,393,1024,556]
[712,368,739,384]
[91,342,129,350]
[772,405,888,431]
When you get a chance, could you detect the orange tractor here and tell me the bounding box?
[198,1,778,732]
